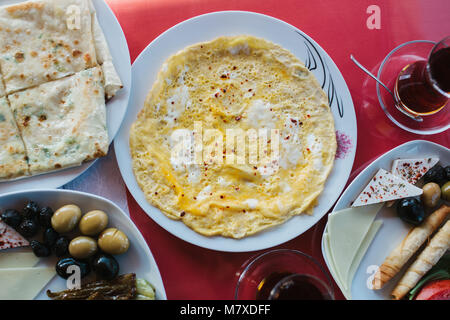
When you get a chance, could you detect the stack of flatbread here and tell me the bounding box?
[0,0,122,181]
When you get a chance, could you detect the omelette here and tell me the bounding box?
[130,36,336,238]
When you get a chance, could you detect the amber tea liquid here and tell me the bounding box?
[255,272,331,300]
[394,46,450,115]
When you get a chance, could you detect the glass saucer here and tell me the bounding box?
[234,249,334,300]
[377,40,450,135]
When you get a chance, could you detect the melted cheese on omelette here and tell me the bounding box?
[130,36,336,238]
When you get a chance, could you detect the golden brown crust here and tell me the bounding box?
[372,204,450,290]
[6,1,44,14]
[391,220,450,300]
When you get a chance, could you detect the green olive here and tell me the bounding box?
[98,228,129,255]
[421,182,441,208]
[441,181,450,201]
[51,204,81,233]
[69,236,97,259]
[79,210,109,236]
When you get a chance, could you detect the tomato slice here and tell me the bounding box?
[415,279,450,300]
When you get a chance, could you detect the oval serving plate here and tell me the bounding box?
[0,0,131,193]
[321,140,450,300]
[0,189,166,300]
[115,11,357,252]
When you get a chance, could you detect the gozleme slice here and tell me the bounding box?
[352,169,423,207]
[0,0,97,94]
[0,97,29,179]
[8,67,108,175]
[0,250,39,268]
[327,203,383,291]
[0,77,5,97]
[0,267,55,299]
[391,158,439,185]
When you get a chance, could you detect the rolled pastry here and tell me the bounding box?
[372,204,449,289]
[391,220,450,300]
[88,0,123,99]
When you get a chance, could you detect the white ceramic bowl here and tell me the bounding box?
[0,189,166,300]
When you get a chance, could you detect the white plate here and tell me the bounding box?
[114,11,357,252]
[321,140,450,300]
[0,0,131,193]
[0,189,166,300]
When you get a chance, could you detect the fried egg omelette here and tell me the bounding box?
[130,36,337,238]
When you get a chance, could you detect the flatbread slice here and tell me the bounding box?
[0,76,5,97]
[0,0,97,94]
[8,66,108,175]
[0,96,29,179]
[88,0,122,99]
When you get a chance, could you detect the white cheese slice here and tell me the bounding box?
[391,157,439,185]
[0,251,39,268]
[352,169,422,207]
[0,267,55,300]
[327,203,383,290]
[0,220,29,250]
[324,219,382,299]
[346,220,382,296]
[323,232,350,299]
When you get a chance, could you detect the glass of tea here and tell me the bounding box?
[376,38,450,134]
[394,36,449,117]
[234,249,334,300]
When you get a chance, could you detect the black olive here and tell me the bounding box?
[30,240,51,257]
[17,219,39,238]
[43,228,59,247]
[55,257,90,279]
[444,166,450,180]
[23,201,40,221]
[397,198,426,226]
[38,206,54,228]
[92,253,119,280]
[53,236,69,257]
[423,165,446,186]
[1,209,22,229]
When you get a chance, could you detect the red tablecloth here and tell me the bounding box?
[106,0,450,300]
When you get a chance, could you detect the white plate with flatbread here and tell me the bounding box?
[321,140,450,300]
[114,11,357,252]
[0,0,131,193]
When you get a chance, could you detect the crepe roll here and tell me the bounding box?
[391,220,450,300]
[372,204,450,289]
[89,1,123,99]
